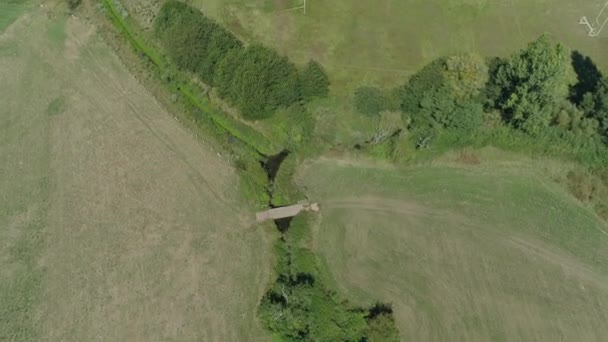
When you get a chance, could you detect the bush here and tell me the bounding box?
[583,77,608,137]
[554,101,599,137]
[301,60,330,99]
[486,34,571,133]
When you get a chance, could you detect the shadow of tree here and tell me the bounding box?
[570,50,603,104]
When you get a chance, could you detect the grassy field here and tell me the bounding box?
[0,6,271,341]
[183,0,608,94]
[297,150,608,341]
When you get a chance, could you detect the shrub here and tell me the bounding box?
[300,60,330,99]
[401,59,445,114]
[554,101,599,137]
[583,77,608,137]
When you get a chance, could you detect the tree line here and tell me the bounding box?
[154,1,329,120]
[354,34,608,154]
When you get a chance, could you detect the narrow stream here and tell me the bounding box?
[260,149,290,182]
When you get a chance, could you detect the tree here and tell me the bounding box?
[486,34,570,134]
[155,1,243,84]
[155,1,320,120]
[400,54,487,132]
[162,19,211,71]
[155,2,214,71]
[214,48,244,100]
[443,54,488,101]
[196,23,243,85]
[584,77,608,137]
[229,45,302,119]
[300,60,330,99]
[554,101,599,137]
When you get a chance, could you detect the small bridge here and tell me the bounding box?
[256,201,320,223]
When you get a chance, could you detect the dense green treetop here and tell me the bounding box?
[486,34,571,134]
[301,60,330,99]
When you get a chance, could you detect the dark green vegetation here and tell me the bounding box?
[154,1,242,84]
[486,35,569,133]
[217,45,301,119]
[301,60,330,100]
[259,216,399,341]
[154,1,328,119]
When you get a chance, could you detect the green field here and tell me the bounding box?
[185,0,608,93]
[5,0,608,341]
[297,151,608,341]
[0,6,271,341]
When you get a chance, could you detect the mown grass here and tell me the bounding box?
[0,20,52,340]
[0,0,30,33]
[298,152,608,341]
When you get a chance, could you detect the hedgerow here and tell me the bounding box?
[155,1,328,121]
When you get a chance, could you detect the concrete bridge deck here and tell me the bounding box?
[256,202,319,222]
